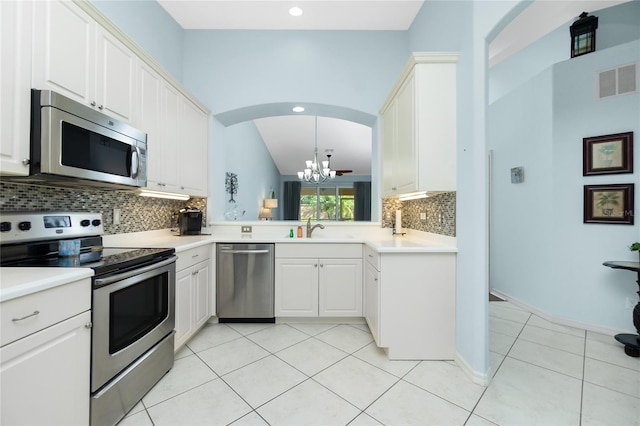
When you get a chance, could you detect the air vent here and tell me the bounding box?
[597,62,638,99]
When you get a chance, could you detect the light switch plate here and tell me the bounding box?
[420,212,426,220]
[241,226,252,233]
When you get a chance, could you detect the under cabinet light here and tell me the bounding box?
[399,191,429,201]
[292,106,305,112]
[137,189,190,201]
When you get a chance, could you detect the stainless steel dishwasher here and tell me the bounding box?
[216,243,275,322]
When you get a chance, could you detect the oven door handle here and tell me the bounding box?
[94,256,176,287]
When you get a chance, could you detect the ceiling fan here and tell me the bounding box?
[326,154,353,176]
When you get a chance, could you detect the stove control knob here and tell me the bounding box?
[92,219,102,227]
[18,221,31,231]
[80,220,91,227]
[0,222,11,232]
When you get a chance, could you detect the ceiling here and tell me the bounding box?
[157,0,627,178]
[254,115,372,176]
[157,1,425,30]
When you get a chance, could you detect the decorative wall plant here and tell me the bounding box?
[225,172,238,202]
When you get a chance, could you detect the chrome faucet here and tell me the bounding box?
[306,218,325,238]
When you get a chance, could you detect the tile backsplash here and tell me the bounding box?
[0,182,206,235]
[381,192,456,237]
[0,181,453,237]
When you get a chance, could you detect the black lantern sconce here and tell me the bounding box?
[570,12,598,58]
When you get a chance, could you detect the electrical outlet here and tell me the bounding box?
[241,225,252,233]
[113,208,121,225]
[420,212,426,221]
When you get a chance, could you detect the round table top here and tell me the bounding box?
[603,261,640,273]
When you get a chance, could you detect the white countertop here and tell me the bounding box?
[0,267,94,303]
[103,227,457,254]
[0,227,454,302]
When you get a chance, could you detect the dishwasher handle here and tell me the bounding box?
[219,249,270,254]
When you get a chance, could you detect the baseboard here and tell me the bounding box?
[490,289,629,336]
[455,352,490,386]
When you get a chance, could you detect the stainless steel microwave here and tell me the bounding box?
[23,89,147,189]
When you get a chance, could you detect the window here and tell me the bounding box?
[300,187,354,221]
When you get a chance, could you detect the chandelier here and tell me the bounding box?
[297,116,337,183]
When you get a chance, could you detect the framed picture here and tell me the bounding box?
[584,184,634,225]
[583,132,633,176]
[510,167,524,184]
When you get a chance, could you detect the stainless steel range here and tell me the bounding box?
[0,212,176,426]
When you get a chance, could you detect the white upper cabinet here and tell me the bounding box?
[0,0,32,176]
[94,27,136,122]
[142,74,208,197]
[380,52,458,197]
[24,0,210,196]
[140,64,180,193]
[179,97,209,197]
[32,0,137,123]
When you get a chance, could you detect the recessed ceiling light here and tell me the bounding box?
[289,7,303,17]
[292,106,305,112]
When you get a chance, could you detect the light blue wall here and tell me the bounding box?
[181,30,408,117]
[489,24,640,334]
[406,0,524,382]
[181,30,409,222]
[550,41,640,329]
[222,121,281,221]
[489,69,555,308]
[91,0,184,81]
[490,1,640,104]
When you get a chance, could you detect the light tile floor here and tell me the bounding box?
[119,302,640,425]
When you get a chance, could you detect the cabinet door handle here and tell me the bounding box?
[192,254,199,258]
[12,310,40,322]
[314,264,318,267]
[320,264,324,267]
[98,105,104,110]
[368,254,373,258]
[22,158,30,166]
[90,101,96,107]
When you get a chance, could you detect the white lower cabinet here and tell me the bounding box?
[275,244,362,317]
[364,245,456,360]
[174,245,212,350]
[364,261,381,344]
[0,276,91,426]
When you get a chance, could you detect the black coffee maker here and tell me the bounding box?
[177,207,203,235]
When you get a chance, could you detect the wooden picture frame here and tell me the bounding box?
[583,132,633,176]
[584,184,634,224]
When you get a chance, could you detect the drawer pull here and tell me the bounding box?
[368,254,373,258]
[192,254,199,258]
[12,310,40,322]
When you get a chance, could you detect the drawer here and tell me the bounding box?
[176,244,211,271]
[276,243,362,259]
[1,278,91,347]
[364,245,380,271]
